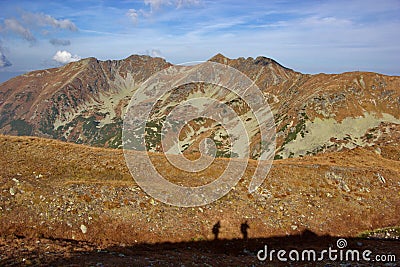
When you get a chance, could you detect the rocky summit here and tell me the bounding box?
[0,54,399,159]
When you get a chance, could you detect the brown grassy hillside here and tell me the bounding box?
[1,134,399,241]
[1,135,399,265]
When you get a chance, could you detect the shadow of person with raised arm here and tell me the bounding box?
[212,221,221,240]
[240,221,249,240]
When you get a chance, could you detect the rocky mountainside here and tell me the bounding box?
[0,54,399,159]
[0,55,170,148]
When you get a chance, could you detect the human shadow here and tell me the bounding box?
[13,229,399,266]
[212,221,221,240]
[240,221,250,240]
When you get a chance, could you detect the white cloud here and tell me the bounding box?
[3,19,36,43]
[144,0,170,11]
[299,16,352,27]
[129,0,201,23]
[52,50,81,64]
[0,40,12,68]
[22,12,78,31]
[50,38,71,46]
[144,0,199,10]
[0,51,12,68]
[0,11,77,48]
[127,9,139,24]
[146,49,164,58]
[176,0,201,8]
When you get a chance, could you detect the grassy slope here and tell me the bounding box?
[0,135,399,245]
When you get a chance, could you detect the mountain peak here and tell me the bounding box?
[124,54,168,63]
[208,53,230,63]
[208,53,292,71]
[253,56,292,71]
[126,54,152,61]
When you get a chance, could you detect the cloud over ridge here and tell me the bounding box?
[52,50,81,64]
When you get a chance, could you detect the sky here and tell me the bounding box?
[0,0,399,82]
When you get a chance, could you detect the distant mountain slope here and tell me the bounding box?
[209,54,400,158]
[0,54,399,158]
[0,55,170,147]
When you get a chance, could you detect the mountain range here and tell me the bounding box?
[0,54,399,159]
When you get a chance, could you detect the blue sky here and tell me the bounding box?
[0,0,399,81]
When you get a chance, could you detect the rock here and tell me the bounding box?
[80,224,87,234]
[340,182,351,193]
[9,187,16,196]
[291,225,298,230]
[377,173,386,183]
[22,258,32,265]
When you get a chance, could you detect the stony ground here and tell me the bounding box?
[0,135,399,266]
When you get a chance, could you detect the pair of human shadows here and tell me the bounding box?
[212,220,249,240]
[44,229,400,266]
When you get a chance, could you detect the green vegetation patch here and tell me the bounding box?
[10,119,33,136]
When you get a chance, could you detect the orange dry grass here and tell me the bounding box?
[0,134,399,245]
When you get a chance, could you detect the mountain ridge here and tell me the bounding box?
[0,53,399,159]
